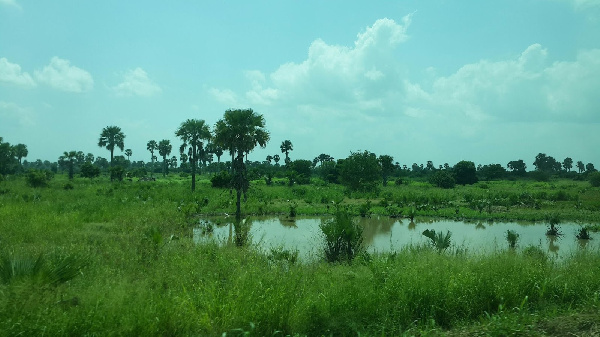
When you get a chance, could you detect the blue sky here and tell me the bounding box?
[1,0,599,168]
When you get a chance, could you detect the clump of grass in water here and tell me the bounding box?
[320,207,364,263]
[422,229,452,253]
[545,213,562,236]
[576,226,592,240]
[505,230,520,249]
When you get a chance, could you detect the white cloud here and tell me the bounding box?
[209,88,240,106]
[113,67,161,97]
[0,101,35,126]
[0,58,36,88]
[34,57,93,93]
[0,0,20,9]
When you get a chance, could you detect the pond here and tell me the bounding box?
[194,216,599,260]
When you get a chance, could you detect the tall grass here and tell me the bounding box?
[1,175,600,335]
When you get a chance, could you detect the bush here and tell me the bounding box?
[429,170,456,189]
[109,166,124,181]
[80,162,101,180]
[589,171,600,187]
[25,169,53,188]
[320,208,364,263]
[210,170,231,188]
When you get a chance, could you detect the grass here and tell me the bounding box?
[0,173,599,335]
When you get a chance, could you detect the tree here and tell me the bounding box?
[586,163,596,173]
[577,161,585,173]
[478,164,506,181]
[533,153,559,173]
[507,159,527,176]
[58,151,78,179]
[453,160,478,185]
[175,119,211,192]
[125,149,132,162]
[98,126,125,167]
[147,140,158,177]
[562,157,573,172]
[280,140,293,164]
[378,155,395,186]
[273,154,281,166]
[158,139,172,177]
[288,159,312,185]
[13,143,28,165]
[0,137,19,175]
[338,151,382,193]
[214,109,270,219]
[266,155,273,165]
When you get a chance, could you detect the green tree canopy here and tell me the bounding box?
[214,109,269,219]
[339,150,382,193]
[453,160,478,185]
[175,119,212,191]
[98,126,125,167]
[280,140,293,164]
[158,139,172,177]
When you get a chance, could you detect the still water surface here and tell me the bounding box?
[194,216,599,260]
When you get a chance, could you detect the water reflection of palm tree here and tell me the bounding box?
[408,221,416,231]
[475,222,486,230]
[577,239,589,249]
[547,235,560,255]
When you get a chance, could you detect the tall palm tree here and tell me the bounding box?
[175,119,211,192]
[280,140,293,164]
[147,140,158,177]
[158,139,172,177]
[59,151,78,179]
[98,126,125,167]
[124,149,132,161]
[214,108,269,219]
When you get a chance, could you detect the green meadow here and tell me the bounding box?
[1,174,600,336]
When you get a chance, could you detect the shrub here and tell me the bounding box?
[589,171,600,187]
[109,166,124,181]
[210,170,231,188]
[429,170,456,189]
[25,169,53,188]
[80,162,101,180]
[320,208,364,263]
[576,227,592,240]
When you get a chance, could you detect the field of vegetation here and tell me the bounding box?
[1,172,600,336]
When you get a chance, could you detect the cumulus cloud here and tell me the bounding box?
[0,58,36,88]
[209,88,240,107]
[0,0,20,8]
[34,57,93,93]
[113,68,161,97]
[0,101,35,126]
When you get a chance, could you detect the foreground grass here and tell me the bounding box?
[0,174,599,335]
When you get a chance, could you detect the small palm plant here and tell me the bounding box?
[320,207,364,263]
[422,229,452,253]
[0,253,86,286]
[545,213,562,236]
[506,230,520,249]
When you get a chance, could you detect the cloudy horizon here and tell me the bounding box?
[1,1,599,169]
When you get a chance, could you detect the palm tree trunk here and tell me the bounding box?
[191,146,196,192]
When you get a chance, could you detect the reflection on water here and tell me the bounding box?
[194,216,599,260]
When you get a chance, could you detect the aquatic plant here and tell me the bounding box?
[422,229,452,252]
[505,230,520,249]
[320,207,364,263]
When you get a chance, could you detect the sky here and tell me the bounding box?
[1,0,599,169]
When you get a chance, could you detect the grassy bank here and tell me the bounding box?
[1,174,599,335]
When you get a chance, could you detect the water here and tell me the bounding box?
[194,216,599,260]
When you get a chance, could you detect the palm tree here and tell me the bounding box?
[577,161,585,173]
[13,144,28,165]
[98,126,125,167]
[175,119,211,192]
[147,140,158,177]
[158,139,172,177]
[59,151,78,179]
[273,154,280,166]
[280,140,293,164]
[125,149,132,162]
[214,109,270,219]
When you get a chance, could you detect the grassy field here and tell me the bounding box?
[1,174,599,336]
